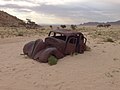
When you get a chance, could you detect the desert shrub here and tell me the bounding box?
[48,55,58,66]
[49,25,53,29]
[71,25,77,30]
[85,45,91,51]
[17,32,24,36]
[70,52,78,56]
[41,28,46,30]
[97,32,102,35]
[1,34,4,38]
[60,25,66,29]
[104,38,114,42]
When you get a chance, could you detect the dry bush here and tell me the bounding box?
[103,37,114,42]
[85,45,91,51]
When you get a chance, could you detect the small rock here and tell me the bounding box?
[113,58,119,61]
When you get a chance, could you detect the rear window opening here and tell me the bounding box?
[49,32,66,41]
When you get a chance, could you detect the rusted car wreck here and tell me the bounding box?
[23,29,87,63]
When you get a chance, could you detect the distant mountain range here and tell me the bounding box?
[0,10,120,27]
[0,10,25,27]
[80,20,120,26]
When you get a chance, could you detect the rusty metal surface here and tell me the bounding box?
[49,29,83,36]
[48,29,87,54]
[34,47,64,63]
[23,29,87,63]
[45,37,66,54]
[31,39,46,58]
[23,40,35,57]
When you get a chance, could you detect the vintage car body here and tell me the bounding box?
[23,29,87,63]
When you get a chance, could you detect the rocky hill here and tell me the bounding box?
[80,22,104,26]
[0,10,25,27]
[80,20,120,26]
[107,20,120,25]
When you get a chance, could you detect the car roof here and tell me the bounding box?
[49,29,82,36]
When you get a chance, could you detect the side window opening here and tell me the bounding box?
[69,37,77,44]
[53,33,66,41]
[48,31,54,36]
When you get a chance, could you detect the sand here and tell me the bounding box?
[0,28,120,90]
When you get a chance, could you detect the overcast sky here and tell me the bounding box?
[0,0,120,24]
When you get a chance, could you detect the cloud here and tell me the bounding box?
[0,0,120,24]
[0,0,39,7]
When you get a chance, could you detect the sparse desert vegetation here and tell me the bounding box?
[80,26,120,42]
[0,25,120,90]
[48,55,58,65]
[1,25,120,44]
[0,27,49,38]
